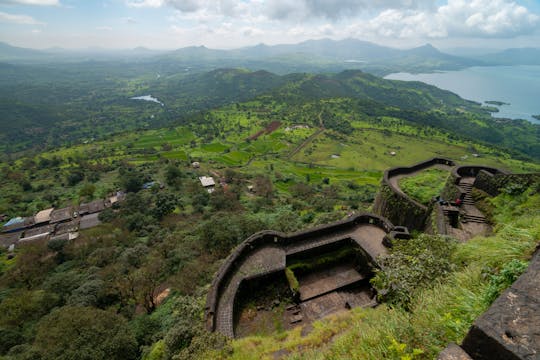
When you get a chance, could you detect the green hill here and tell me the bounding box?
[1,66,538,160]
[0,63,539,360]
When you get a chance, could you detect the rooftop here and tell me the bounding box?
[34,208,54,224]
[199,176,216,187]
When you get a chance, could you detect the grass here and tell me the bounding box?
[399,169,450,205]
[4,96,539,218]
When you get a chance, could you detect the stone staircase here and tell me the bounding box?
[459,178,487,224]
[459,181,475,206]
[462,214,487,223]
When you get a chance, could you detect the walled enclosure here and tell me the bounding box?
[441,165,509,201]
[205,213,408,338]
[373,157,456,231]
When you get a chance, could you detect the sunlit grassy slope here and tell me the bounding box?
[6,96,537,217]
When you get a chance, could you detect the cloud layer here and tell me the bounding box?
[0,0,59,5]
[0,10,44,24]
[127,0,539,41]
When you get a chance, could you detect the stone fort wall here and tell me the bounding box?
[205,213,395,332]
[373,157,455,231]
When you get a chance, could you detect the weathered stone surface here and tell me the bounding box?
[437,343,472,360]
[206,213,397,337]
[461,250,540,360]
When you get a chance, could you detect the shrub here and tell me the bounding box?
[284,268,299,294]
[371,234,457,309]
[483,259,528,305]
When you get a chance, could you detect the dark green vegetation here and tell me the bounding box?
[533,114,540,121]
[0,55,539,359]
[2,64,539,160]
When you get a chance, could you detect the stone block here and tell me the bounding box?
[437,343,472,360]
[461,251,540,360]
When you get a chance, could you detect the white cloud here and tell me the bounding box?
[439,0,539,37]
[0,11,45,25]
[125,0,164,7]
[126,0,202,11]
[354,0,539,39]
[0,0,59,5]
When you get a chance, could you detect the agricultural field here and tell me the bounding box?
[3,94,539,219]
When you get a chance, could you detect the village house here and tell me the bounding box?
[199,176,216,193]
[50,207,75,224]
[34,208,54,224]
[79,199,106,216]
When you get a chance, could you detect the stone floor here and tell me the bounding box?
[300,285,375,323]
[297,263,366,301]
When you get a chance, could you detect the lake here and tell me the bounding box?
[130,95,164,106]
[385,65,540,124]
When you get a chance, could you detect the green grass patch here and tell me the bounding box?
[399,169,450,205]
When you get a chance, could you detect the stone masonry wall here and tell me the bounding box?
[205,213,396,332]
[373,157,455,231]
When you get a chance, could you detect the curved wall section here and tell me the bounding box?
[205,212,400,337]
[373,157,455,231]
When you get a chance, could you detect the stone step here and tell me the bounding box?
[464,214,486,220]
[463,217,486,223]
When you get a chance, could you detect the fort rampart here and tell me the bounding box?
[205,213,397,333]
[373,157,455,231]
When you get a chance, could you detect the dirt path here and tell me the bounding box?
[287,128,324,159]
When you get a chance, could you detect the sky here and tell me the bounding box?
[0,0,539,50]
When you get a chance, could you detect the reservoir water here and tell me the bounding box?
[130,95,164,106]
[385,65,540,124]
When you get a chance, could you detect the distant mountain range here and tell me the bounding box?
[0,39,539,76]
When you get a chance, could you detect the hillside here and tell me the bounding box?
[0,98,538,359]
[1,66,538,160]
[0,38,482,76]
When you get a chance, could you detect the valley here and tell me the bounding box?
[0,45,539,360]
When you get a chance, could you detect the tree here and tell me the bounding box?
[119,166,147,193]
[253,175,273,200]
[34,306,137,360]
[164,165,183,188]
[153,192,177,220]
[67,171,85,186]
[79,183,96,199]
[134,259,162,314]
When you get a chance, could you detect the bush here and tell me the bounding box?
[34,306,138,360]
[371,234,457,309]
[483,259,528,305]
[284,268,299,294]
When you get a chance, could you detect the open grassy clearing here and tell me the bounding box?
[399,169,450,205]
[292,128,539,173]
